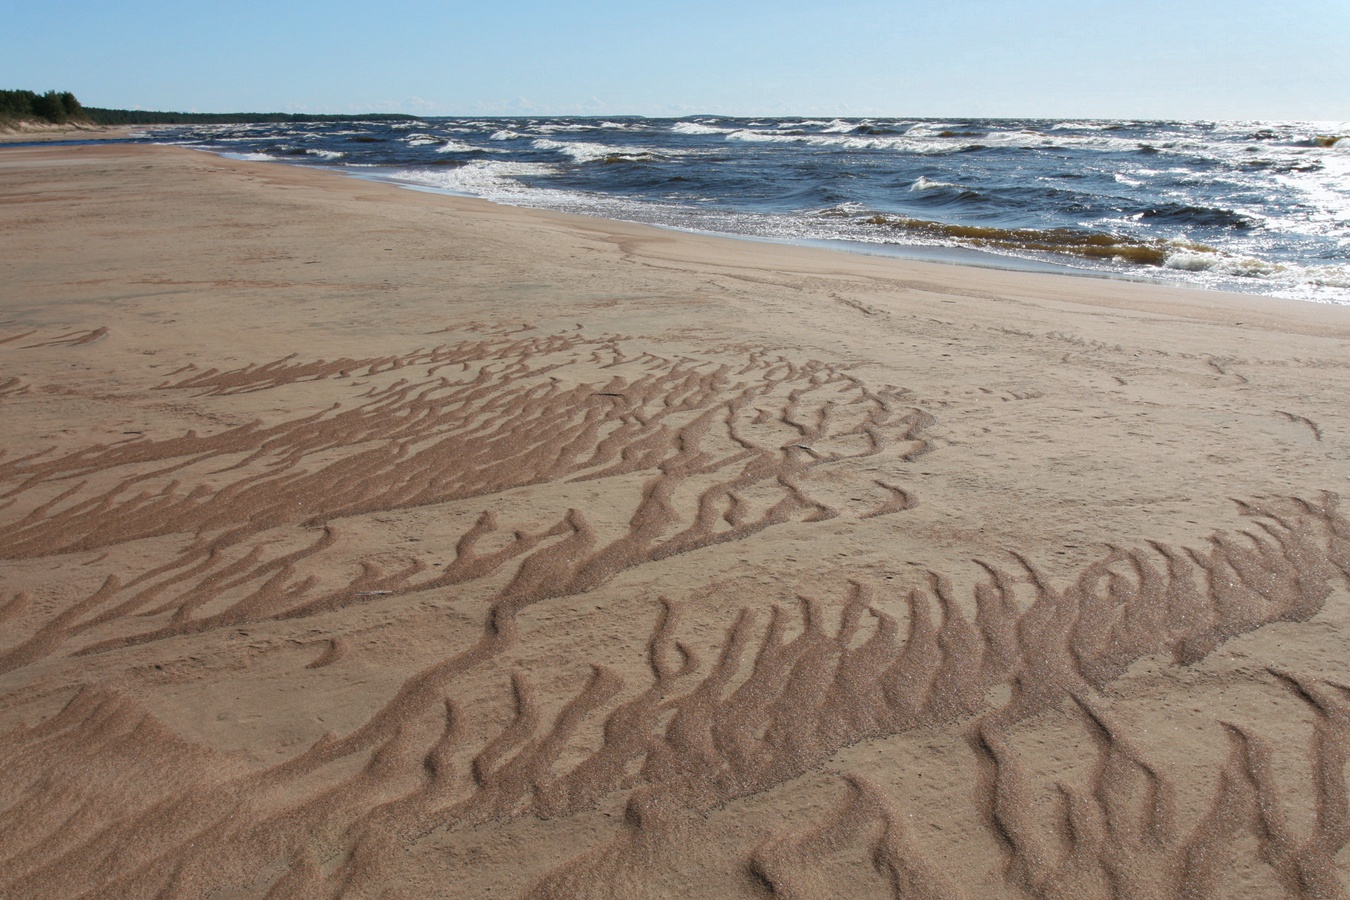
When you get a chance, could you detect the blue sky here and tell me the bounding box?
[5,0,1348,120]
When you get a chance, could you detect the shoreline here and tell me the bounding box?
[385,173,1155,282]
[155,131,1350,306]
[186,140,1350,319]
[4,140,1350,897]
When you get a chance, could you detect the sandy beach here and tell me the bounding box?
[0,122,138,143]
[4,140,1350,898]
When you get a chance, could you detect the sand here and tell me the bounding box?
[0,122,138,143]
[3,141,1350,899]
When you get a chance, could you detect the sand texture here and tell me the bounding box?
[4,142,1350,899]
[0,123,137,143]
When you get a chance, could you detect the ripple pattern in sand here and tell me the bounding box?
[5,326,1350,898]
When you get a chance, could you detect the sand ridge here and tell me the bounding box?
[3,143,1350,898]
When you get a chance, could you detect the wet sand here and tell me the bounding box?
[4,141,1350,898]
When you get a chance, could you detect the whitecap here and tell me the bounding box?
[911,176,958,191]
[531,138,663,163]
[820,119,858,133]
[672,121,729,136]
[435,139,481,153]
[726,129,959,155]
[535,123,602,133]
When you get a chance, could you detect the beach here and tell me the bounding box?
[0,122,137,142]
[3,140,1350,897]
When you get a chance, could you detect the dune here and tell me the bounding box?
[3,141,1350,898]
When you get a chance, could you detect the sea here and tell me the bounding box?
[138,116,1350,305]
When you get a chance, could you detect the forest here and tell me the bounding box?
[1,89,417,126]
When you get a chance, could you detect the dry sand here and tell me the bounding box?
[3,141,1350,899]
[0,122,138,143]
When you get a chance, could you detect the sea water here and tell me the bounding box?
[146,116,1350,305]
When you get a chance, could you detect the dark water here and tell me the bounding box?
[142,116,1350,304]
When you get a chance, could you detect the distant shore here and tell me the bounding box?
[3,141,1350,898]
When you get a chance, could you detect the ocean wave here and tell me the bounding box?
[820,119,861,133]
[911,176,960,191]
[534,123,604,133]
[1133,203,1256,229]
[672,121,731,136]
[725,129,960,154]
[810,201,874,217]
[901,123,959,138]
[1164,250,1282,276]
[1164,249,1350,302]
[386,160,561,198]
[1051,121,1122,131]
[530,138,663,164]
[725,125,1155,157]
[434,139,481,154]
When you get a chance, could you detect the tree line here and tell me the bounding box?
[0,89,84,124]
[2,89,418,126]
[83,107,418,125]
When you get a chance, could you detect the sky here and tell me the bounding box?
[5,0,1349,121]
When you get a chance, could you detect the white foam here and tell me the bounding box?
[535,122,603,133]
[434,139,480,153]
[531,138,664,163]
[902,123,959,138]
[1306,266,1350,289]
[810,201,871,216]
[386,160,561,199]
[1051,121,1118,131]
[911,176,958,191]
[725,129,956,155]
[672,121,729,135]
[490,129,524,141]
[820,119,858,133]
[1164,247,1350,300]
